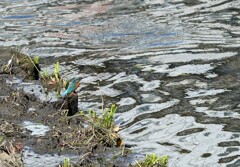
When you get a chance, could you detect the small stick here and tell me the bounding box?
[135,160,141,167]
[121,144,125,156]
[58,101,66,111]
[26,54,47,81]
[98,82,104,112]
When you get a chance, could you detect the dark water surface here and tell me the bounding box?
[1,0,240,166]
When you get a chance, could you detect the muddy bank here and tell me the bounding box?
[0,47,146,167]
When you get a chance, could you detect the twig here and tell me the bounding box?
[2,54,14,74]
[78,152,92,164]
[58,101,66,111]
[121,144,125,156]
[61,140,76,149]
[98,82,104,112]
[67,112,83,119]
[30,112,38,117]
[48,111,60,117]
[85,134,95,144]
[135,160,142,167]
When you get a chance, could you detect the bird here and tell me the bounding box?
[61,77,80,97]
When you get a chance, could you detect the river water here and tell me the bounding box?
[1,0,240,166]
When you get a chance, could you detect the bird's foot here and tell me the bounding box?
[70,92,78,96]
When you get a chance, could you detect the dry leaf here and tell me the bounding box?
[114,126,120,132]
[116,138,123,146]
[50,77,56,82]
[48,80,56,85]
[111,133,118,138]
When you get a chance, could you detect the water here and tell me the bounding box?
[1,0,240,166]
[23,146,78,167]
[22,121,50,136]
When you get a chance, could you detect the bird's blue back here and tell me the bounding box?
[61,78,78,97]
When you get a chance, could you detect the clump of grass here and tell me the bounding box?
[84,104,121,147]
[41,62,60,81]
[62,158,72,167]
[41,62,66,91]
[33,56,40,64]
[51,104,122,151]
[136,154,169,167]
[42,69,49,79]
[1,49,65,91]
[24,54,40,75]
[54,62,60,81]
[101,104,117,129]
[1,49,40,77]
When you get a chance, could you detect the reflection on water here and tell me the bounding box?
[1,0,240,166]
[120,114,240,167]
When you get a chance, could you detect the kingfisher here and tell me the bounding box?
[61,78,80,97]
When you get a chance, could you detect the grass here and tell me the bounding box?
[136,154,169,167]
[41,62,66,92]
[62,158,71,167]
[52,104,122,151]
[54,62,60,81]
[42,69,49,79]
[51,104,124,166]
[1,50,43,80]
[41,62,60,81]
[55,106,169,166]
[33,56,40,64]
[83,104,121,147]
[101,104,117,129]
[1,49,65,92]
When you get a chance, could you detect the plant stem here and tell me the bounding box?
[26,54,46,81]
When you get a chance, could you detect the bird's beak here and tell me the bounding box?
[76,82,80,88]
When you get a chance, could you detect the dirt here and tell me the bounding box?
[0,47,139,167]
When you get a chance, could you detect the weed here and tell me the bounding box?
[86,104,117,130]
[52,104,122,152]
[42,69,49,79]
[41,62,66,92]
[101,104,117,129]
[62,158,71,167]
[54,62,60,81]
[33,56,40,64]
[136,154,169,167]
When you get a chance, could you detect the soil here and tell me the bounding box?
[0,47,137,167]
